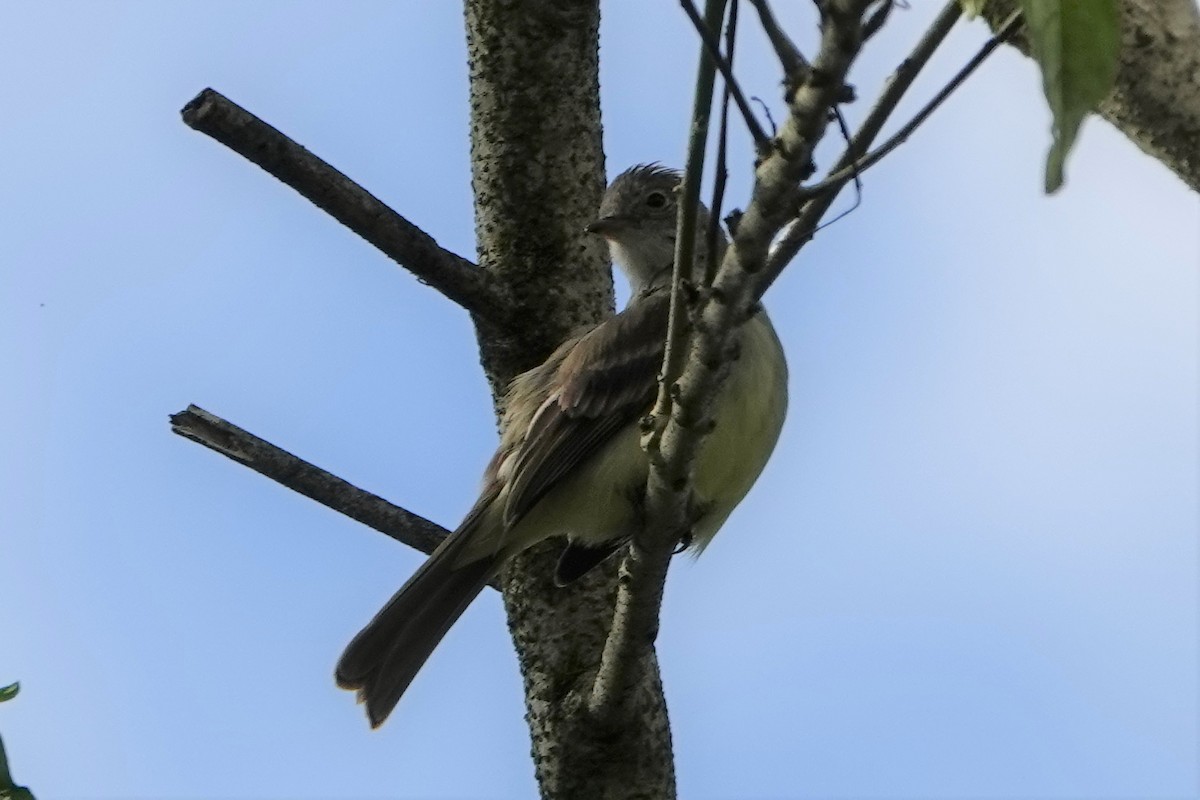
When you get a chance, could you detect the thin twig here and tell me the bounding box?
[680,0,772,151]
[862,0,895,42]
[748,0,808,76]
[588,0,729,724]
[168,404,499,588]
[181,89,501,323]
[799,7,1023,198]
[820,100,865,224]
[759,0,964,289]
[706,0,738,284]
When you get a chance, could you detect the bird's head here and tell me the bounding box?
[587,164,721,292]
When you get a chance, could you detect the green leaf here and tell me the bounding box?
[0,732,34,799]
[0,685,34,798]
[959,0,988,19]
[1021,0,1120,192]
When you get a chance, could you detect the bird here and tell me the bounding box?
[335,164,788,728]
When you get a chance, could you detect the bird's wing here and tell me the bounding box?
[502,288,670,526]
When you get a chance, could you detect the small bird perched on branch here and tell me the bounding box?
[336,164,788,727]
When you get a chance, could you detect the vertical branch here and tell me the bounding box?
[706,0,738,285]
[588,0,729,722]
[650,0,730,462]
[590,0,880,728]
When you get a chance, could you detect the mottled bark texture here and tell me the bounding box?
[986,0,1200,193]
[465,0,614,393]
[462,0,676,798]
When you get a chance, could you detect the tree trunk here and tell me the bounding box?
[462,0,676,797]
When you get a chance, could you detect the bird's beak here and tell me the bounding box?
[585,216,628,237]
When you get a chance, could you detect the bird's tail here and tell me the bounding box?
[335,511,499,728]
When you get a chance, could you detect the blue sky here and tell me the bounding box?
[2,2,1196,798]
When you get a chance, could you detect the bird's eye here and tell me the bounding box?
[645,191,668,209]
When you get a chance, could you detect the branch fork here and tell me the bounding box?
[585,0,1013,724]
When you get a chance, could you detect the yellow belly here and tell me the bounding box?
[690,311,789,547]
[493,310,788,556]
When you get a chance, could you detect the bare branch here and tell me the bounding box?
[798,7,1021,202]
[167,405,496,585]
[180,89,501,322]
[861,0,895,43]
[587,0,730,723]
[586,541,674,721]
[706,0,738,285]
[680,0,772,151]
[748,0,808,76]
[764,0,964,284]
